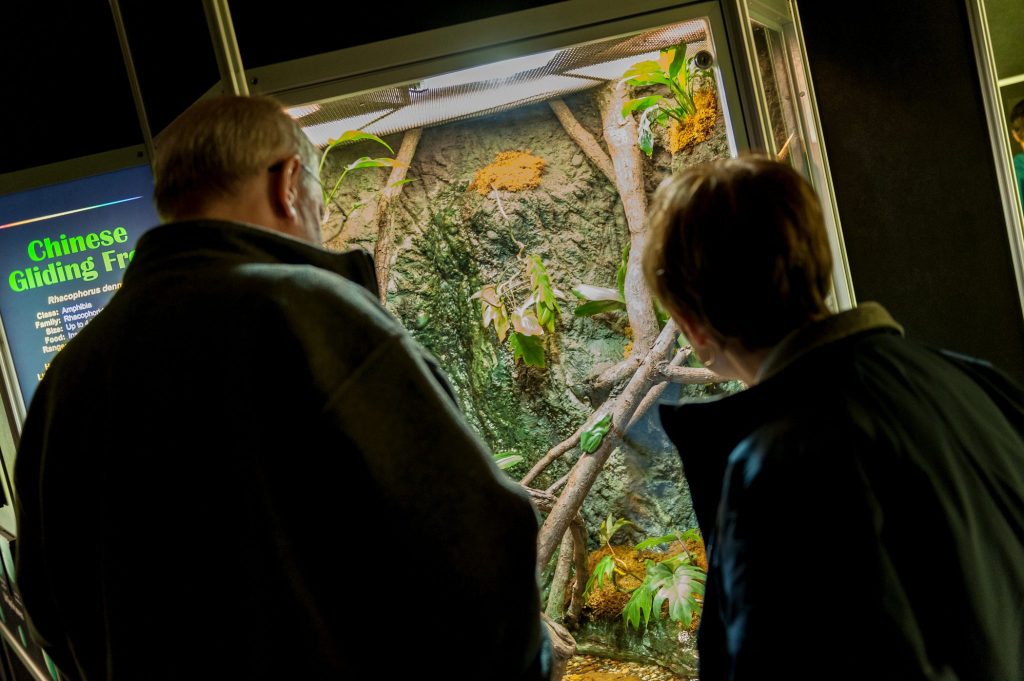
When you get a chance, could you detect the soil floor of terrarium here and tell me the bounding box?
[565,654,683,681]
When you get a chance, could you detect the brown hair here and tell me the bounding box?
[1011,99,1024,138]
[153,95,318,220]
[643,157,833,350]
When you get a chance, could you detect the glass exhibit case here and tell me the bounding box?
[0,1,850,679]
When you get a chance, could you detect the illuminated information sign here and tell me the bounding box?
[0,165,159,407]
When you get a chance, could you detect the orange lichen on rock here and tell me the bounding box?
[468,150,545,195]
[670,89,719,154]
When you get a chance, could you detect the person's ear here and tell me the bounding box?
[269,155,303,220]
[675,313,712,349]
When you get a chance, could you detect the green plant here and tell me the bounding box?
[472,255,563,368]
[317,130,406,220]
[583,519,707,631]
[620,41,713,156]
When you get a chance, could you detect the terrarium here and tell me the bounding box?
[292,16,741,681]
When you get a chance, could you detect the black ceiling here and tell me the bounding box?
[1,1,564,179]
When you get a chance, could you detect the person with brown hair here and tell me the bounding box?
[14,95,550,681]
[1011,99,1024,209]
[645,157,1024,681]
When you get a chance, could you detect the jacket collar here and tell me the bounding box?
[127,219,378,294]
[756,302,904,382]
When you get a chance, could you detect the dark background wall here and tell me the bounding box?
[3,0,1023,380]
[799,1,1024,380]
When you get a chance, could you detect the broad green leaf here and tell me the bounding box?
[573,285,623,302]
[649,562,706,624]
[635,533,682,551]
[667,44,688,81]
[581,414,613,454]
[584,555,617,598]
[509,332,545,367]
[346,156,406,171]
[623,580,656,629]
[621,95,663,117]
[574,300,627,316]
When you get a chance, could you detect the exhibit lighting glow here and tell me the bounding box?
[0,196,143,230]
[303,111,394,147]
[285,104,321,119]
[418,49,560,90]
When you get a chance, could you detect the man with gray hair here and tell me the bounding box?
[14,95,550,680]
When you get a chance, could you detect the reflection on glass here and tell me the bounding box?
[750,22,811,178]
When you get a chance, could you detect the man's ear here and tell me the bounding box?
[269,155,303,220]
[675,313,711,349]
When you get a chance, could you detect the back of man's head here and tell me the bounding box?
[1011,99,1024,141]
[153,95,318,221]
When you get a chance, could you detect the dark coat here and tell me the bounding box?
[14,220,549,681]
[660,303,1024,681]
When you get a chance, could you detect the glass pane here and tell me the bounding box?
[743,0,854,310]
[292,14,741,676]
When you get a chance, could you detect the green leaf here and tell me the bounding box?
[584,555,617,598]
[599,513,634,545]
[509,332,545,367]
[528,255,560,314]
[346,156,406,171]
[667,43,688,81]
[574,300,627,316]
[648,562,706,625]
[623,579,656,629]
[623,60,670,87]
[328,130,395,154]
[634,532,682,551]
[581,414,613,454]
[389,178,418,188]
[621,95,663,117]
[573,285,622,302]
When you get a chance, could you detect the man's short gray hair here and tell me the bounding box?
[153,95,318,220]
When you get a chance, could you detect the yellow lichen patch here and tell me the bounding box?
[468,150,545,195]
[670,89,719,154]
[623,341,634,358]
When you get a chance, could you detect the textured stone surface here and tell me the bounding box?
[319,82,731,586]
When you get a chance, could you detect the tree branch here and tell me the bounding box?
[535,321,679,569]
[373,128,422,303]
[597,82,660,354]
[548,98,618,186]
[661,365,727,384]
[520,422,584,487]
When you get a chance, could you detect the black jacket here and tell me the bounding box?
[660,303,1024,681]
[15,220,549,681]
